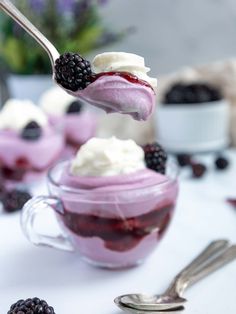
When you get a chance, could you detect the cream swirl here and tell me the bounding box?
[92,52,157,91]
[70,137,146,176]
[0,99,48,132]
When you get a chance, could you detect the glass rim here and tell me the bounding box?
[47,158,179,195]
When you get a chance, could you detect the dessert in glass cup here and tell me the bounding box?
[0,99,64,187]
[22,137,178,268]
[39,86,97,156]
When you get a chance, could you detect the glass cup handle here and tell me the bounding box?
[21,196,74,252]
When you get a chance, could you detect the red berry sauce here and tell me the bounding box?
[91,72,155,92]
[60,203,174,252]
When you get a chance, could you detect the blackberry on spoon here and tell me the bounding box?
[54,52,92,92]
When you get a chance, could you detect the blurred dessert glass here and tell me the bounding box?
[0,99,64,188]
[39,87,97,157]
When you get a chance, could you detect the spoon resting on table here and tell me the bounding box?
[115,240,236,312]
[0,0,156,121]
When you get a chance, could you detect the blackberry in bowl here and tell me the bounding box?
[155,81,230,153]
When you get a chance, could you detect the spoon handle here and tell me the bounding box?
[167,243,236,297]
[0,0,60,67]
[183,244,236,290]
[165,239,229,296]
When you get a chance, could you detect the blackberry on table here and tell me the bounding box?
[67,100,83,114]
[191,163,207,178]
[2,189,31,213]
[54,52,92,92]
[21,121,42,141]
[144,143,167,174]
[227,198,236,208]
[176,154,192,167]
[8,297,55,314]
[215,156,229,170]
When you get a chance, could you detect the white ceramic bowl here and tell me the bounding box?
[154,99,230,153]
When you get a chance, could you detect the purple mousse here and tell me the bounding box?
[51,137,178,267]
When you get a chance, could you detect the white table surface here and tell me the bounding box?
[1,151,236,314]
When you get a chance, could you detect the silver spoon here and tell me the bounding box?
[115,240,227,312]
[0,0,59,68]
[115,240,236,312]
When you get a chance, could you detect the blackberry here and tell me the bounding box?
[0,184,6,201]
[215,156,229,170]
[21,121,42,141]
[191,163,207,178]
[144,143,167,174]
[67,100,83,114]
[227,198,236,208]
[54,52,92,92]
[164,83,185,104]
[163,82,222,105]
[2,189,31,213]
[8,298,55,314]
[176,154,192,167]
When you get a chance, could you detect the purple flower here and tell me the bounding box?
[57,0,77,12]
[29,0,46,12]
[97,0,108,5]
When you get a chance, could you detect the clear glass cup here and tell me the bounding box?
[21,160,179,269]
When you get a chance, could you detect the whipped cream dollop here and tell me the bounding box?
[92,52,157,91]
[70,137,146,176]
[39,86,76,116]
[0,99,47,132]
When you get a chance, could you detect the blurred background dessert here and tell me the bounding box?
[0,98,64,188]
[39,86,97,157]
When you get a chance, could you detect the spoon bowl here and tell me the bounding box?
[114,297,185,314]
[117,294,186,311]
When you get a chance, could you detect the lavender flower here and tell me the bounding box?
[97,0,108,5]
[29,0,46,12]
[56,0,77,12]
